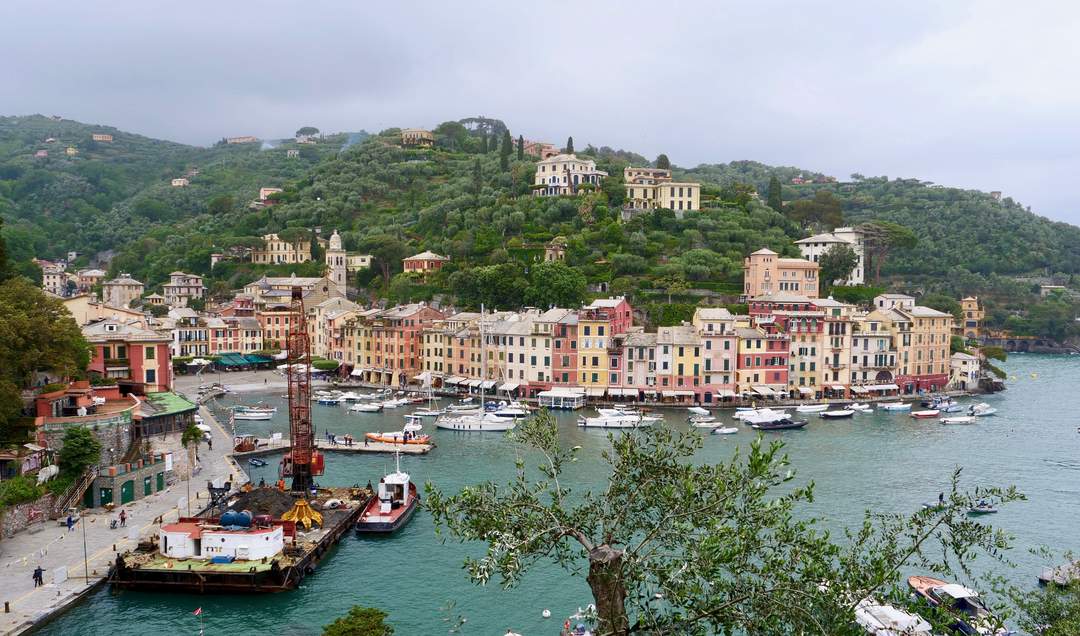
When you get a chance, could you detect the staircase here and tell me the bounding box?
[51,466,99,518]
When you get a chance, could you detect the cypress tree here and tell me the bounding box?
[655,154,671,170]
[501,130,512,158]
[517,134,525,161]
[767,175,783,213]
[565,136,574,154]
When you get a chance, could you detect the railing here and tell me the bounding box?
[52,465,99,518]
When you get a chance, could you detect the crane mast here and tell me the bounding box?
[281,286,323,492]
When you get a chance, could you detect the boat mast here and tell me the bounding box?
[480,303,486,405]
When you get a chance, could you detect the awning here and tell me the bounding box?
[445,376,466,385]
[538,388,586,398]
[830,385,846,392]
[498,382,520,392]
[584,387,606,397]
[350,368,366,377]
[867,383,899,391]
[798,387,813,395]
[850,385,869,394]
[662,390,695,397]
[467,379,483,388]
[481,380,497,390]
[607,388,638,397]
[412,371,431,382]
[715,389,736,398]
[752,386,776,397]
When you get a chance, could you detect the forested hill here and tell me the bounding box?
[4,114,1080,301]
[0,115,359,268]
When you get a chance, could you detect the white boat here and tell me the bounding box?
[820,409,855,419]
[854,597,932,636]
[795,404,829,413]
[381,399,409,409]
[911,410,940,419]
[711,426,738,435]
[316,397,342,406]
[578,414,651,429]
[848,403,872,412]
[435,412,517,432]
[687,406,710,416]
[969,402,997,417]
[447,399,479,413]
[878,402,911,411]
[490,401,530,418]
[349,402,383,413]
[941,416,977,425]
[689,415,719,427]
[739,409,790,425]
[597,407,663,424]
[233,405,276,420]
[411,407,444,418]
[339,392,364,402]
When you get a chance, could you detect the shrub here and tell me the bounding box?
[0,475,43,507]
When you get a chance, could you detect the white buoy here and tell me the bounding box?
[542,609,551,618]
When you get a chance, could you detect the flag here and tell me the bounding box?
[193,607,202,616]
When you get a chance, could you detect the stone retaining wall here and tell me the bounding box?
[1,492,56,539]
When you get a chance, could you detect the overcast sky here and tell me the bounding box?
[4,1,1079,223]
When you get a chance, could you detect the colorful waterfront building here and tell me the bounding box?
[692,307,739,403]
[742,248,820,300]
[83,319,173,392]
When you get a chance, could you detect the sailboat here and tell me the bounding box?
[436,305,516,432]
[411,375,444,417]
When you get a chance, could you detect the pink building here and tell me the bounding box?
[403,251,449,274]
[83,320,173,393]
[693,308,739,403]
[742,248,820,300]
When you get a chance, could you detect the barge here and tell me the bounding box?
[109,485,372,593]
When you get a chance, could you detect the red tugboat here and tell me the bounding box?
[356,452,418,534]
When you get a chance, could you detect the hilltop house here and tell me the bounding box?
[622,166,701,215]
[742,249,820,300]
[251,233,311,265]
[401,128,434,147]
[794,226,866,286]
[403,251,449,274]
[91,133,113,142]
[171,178,189,187]
[533,154,607,196]
[102,274,145,309]
[162,271,206,308]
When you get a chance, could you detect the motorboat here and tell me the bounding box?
[365,416,431,445]
[751,418,807,431]
[489,401,530,419]
[687,406,710,416]
[941,416,976,425]
[854,597,932,636]
[339,392,364,401]
[435,411,517,432]
[878,402,911,412]
[736,408,789,424]
[411,407,444,417]
[820,409,855,419]
[968,500,998,515]
[248,458,267,467]
[578,413,651,429]
[711,426,738,435]
[233,405,276,420]
[795,404,829,413]
[910,410,940,419]
[925,396,961,412]
[598,407,662,424]
[381,398,409,409]
[316,396,342,406]
[356,452,419,534]
[689,415,719,427]
[348,402,383,413]
[447,398,478,413]
[848,402,873,412]
[907,576,1013,635]
[969,403,997,417]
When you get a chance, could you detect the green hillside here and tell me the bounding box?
[3,114,1080,337]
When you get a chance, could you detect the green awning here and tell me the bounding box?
[243,354,271,364]
[216,352,250,367]
[143,392,197,417]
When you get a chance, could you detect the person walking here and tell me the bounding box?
[66,514,74,532]
[207,437,213,451]
[119,509,127,527]
[33,566,44,587]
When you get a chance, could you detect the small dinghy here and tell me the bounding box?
[911,410,940,419]
[687,406,710,416]
[752,419,807,431]
[820,409,855,419]
[969,403,997,417]
[968,501,998,515]
[879,402,911,411]
[349,402,383,413]
[795,404,829,413]
[848,403,872,412]
[711,426,738,435]
[689,415,719,427]
[941,416,976,425]
[248,458,267,467]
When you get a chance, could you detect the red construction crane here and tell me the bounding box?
[280,286,324,492]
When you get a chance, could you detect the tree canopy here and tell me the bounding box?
[322,606,394,636]
[818,243,859,287]
[427,413,1021,635]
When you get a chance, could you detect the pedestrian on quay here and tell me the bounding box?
[33,566,44,587]
[207,437,213,451]
[119,509,127,527]
[66,514,74,532]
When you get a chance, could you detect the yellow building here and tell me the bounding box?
[251,233,312,265]
[533,154,608,196]
[957,296,983,339]
[401,128,434,147]
[577,315,610,397]
[623,167,701,213]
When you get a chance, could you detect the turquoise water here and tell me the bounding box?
[39,355,1080,635]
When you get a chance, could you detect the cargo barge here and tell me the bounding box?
[108,485,372,593]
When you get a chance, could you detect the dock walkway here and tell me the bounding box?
[232,437,432,458]
[0,403,242,635]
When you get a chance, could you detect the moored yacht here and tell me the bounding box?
[356,452,419,534]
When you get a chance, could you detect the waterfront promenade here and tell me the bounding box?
[0,404,243,635]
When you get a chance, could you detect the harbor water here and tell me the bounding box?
[38,355,1080,635]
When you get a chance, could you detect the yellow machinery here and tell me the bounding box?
[281,498,323,529]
